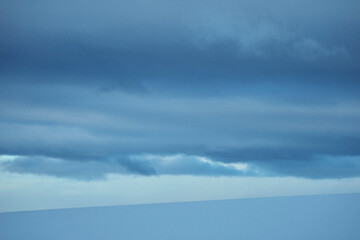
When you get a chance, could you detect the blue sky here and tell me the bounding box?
[0,0,360,211]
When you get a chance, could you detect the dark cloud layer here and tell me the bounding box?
[0,154,249,179]
[0,0,360,179]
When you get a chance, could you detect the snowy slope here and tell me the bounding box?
[1,193,359,240]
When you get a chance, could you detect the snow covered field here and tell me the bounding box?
[1,193,359,240]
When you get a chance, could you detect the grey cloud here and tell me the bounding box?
[116,157,157,176]
[207,146,360,178]
[1,0,359,93]
[1,85,360,179]
[0,156,122,180]
[0,154,249,179]
[0,0,360,179]
[132,154,248,176]
[258,156,360,179]
[0,156,157,179]
[1,153,359,179]
[292,38,349,62]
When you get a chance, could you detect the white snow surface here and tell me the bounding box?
[0,193,359,240]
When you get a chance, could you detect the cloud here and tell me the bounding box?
[0,0,359,179]
[131,154,249,176]
[1,0,359,92]
[0,154,250,179]
[259,155,360,179]
[0,156,116,180]
[0,83,360,179]
[292,38,349,62]
[1,153,359,180]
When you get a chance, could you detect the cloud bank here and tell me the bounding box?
[0,0,360,179]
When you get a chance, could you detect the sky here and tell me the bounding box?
[0,0,360,211]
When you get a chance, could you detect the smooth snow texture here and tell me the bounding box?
[0,193,359,240]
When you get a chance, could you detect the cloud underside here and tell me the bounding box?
[0,154,247,180]
[1,0,360,179]
[1,153,360,180]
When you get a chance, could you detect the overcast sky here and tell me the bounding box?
[1,0,360,211]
